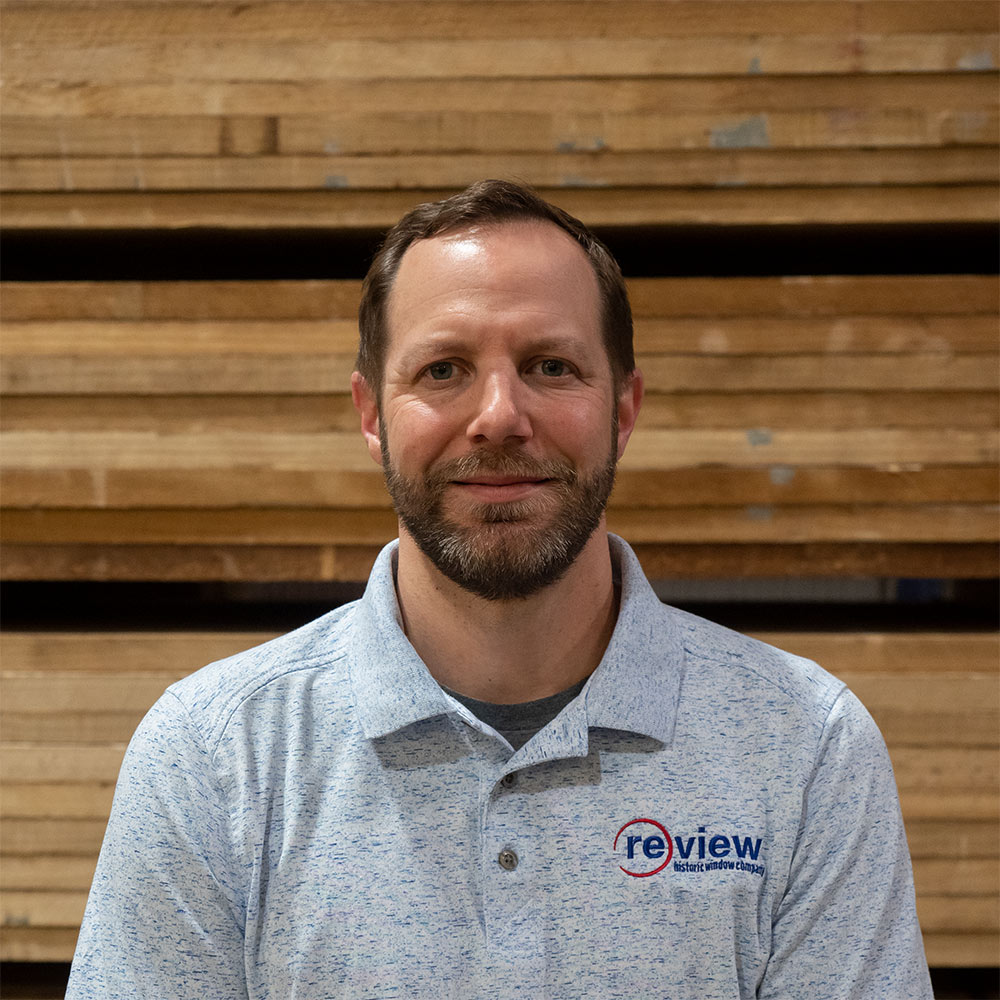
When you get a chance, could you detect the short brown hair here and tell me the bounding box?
[357,179,634,395]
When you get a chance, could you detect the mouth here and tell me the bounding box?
[449,477,554,502]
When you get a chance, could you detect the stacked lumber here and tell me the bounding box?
[1,0,997,227]
[2,629,997,965]
[0,0,997,980]
[1,274,997,581]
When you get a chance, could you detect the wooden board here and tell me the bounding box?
[5,504,997,545]
[4,314,996,355]
[0,542,380,582]
[4,108,998,158]
[3,393,997,433]
[3,3,996,43]
[924,932,1000,968]
[629,542,999,579]
[2,856,99,892]
[4,148,996,191]
[2,817,115,855]
[3,541,996,581]
[3,186,996,229]
[907,820,1000,859]
[278,109,1000,154]
[749,632,1000,674]
[0,924,81,963]
[0,890,86,929]
[5,71,996,118]
[4,277,995,320]
[913,859,1000,897]
[2,742,129,779]
[5,34,999,82]
[0,783,115,820]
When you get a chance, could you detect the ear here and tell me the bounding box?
[351,371,384,466]
[615,368,644,460]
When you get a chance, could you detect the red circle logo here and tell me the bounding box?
[613,817,673,877]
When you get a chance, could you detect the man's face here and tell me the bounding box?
[354,220,640,600]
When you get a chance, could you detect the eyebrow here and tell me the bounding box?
[392,332,599,368]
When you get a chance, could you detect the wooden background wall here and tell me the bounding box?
[1,0,997,979]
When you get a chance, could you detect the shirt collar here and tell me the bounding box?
[348,542,455,740]
[348,535,683,747]
[580,534,683,746]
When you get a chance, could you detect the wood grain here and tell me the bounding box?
[3,541,996,581]
[3,393,997,433]
[4,3,996,43]
[3,186,995,229]
[4,148,996,192]
[0,1,996,967]
[4,277,995,320]
[6,108,997,159]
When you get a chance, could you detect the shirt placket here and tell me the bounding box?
[479,758,548,994]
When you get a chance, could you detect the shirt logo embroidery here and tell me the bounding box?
[614,818,673,877]
[614,818,766,878]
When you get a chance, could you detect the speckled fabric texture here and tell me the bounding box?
[67,536,931,999]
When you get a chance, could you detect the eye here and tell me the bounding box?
[535,358,572,377]
[425,361,455,381]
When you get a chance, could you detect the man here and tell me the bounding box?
[67,180,932,998]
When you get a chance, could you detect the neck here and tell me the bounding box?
[394,525,618,704]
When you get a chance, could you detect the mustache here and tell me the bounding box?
[424,449,576,488]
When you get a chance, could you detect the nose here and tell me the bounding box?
[465,368,532,446]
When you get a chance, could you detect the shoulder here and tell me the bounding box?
[664,606,844,707]
[654,605,890,790]
[609,535,853,740]
[669,605,845,714]
[153,601,361,753]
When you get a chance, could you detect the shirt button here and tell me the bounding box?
[501,772,517,788]
[498,848,519,871]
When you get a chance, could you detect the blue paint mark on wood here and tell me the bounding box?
[556,137,607,152]
[957,50,996,71]
[710,115,770,149]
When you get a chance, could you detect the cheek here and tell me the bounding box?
[383,399,458,468]
[545,399,616,461]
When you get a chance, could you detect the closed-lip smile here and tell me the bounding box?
[454,476,549,486]
[450,476,552,501]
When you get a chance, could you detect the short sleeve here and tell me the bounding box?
[66,691,248,999]
[759,687,933,999]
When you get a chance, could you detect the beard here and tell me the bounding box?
[381,425,618,602]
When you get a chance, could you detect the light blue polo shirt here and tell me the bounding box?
[67,536,931,999]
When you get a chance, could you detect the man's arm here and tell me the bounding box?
[66,691,248,999]
[759,687,933,999]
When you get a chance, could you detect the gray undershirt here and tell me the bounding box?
[444,678,588,751]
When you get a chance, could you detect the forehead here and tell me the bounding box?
[385,220,602,347]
